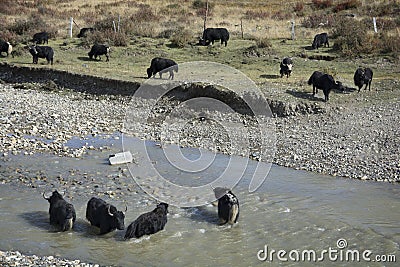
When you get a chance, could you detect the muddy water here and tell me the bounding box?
[0,136,399,266]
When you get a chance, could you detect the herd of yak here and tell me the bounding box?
[0,28,373,101]
[42,187,240,239]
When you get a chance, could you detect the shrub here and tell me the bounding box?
[294,2,305,16]
[312,0,333,9]
[255,37,272,48]
[244,10,270,20]
[192,0,214,16]
[133,5,158,23]
[170,29,193,48]
[82,30,128,47]
[302,14,334,28]
[378,31,400,54]
[331,16,377,56]
[333,0,360,13]
[9,14,46,35]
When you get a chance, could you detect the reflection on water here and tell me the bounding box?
[0,136,399,266]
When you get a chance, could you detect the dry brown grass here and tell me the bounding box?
[1,0,398,42]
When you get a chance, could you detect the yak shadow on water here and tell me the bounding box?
[19,211,50,231]
[19,211,94,234]
[260,74,281,79]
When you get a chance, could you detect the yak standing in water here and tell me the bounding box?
[43,190,76,231]
[86,197,126,235]
[124,203,169,239]
[213,187,239,225]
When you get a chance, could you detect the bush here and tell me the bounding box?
[333,0,360,13]
[331,16,376,56]
[8,14,46,35]
[170,29,193,48]
[192,0,214,16]
[302,14,334,28]
[255,37,272,48]
[82,30,128,47]
[244,10,270,20]
[312,0,333,9]
[378,31,400,54]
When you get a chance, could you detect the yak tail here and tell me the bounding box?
[228,204,239,225]
[62,218,74,231]
[124,222,138,240]
[173,64,178,73]
[62,203,75,231]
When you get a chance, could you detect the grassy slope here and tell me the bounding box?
[1,0,399,106]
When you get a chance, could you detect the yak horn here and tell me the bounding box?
[107,205,114,217]
[42,192,50,200]
[124,204,128,213]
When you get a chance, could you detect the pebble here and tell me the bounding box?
[0,250,106,267]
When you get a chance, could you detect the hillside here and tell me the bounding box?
[0,0,399,107]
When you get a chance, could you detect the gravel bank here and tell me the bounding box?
[0,82,399,183]
[0,250,106,267]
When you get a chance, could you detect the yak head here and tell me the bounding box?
[155,203,169,215]
[28,45,38,55]
[107,204,127,230]
[43,190,64,203]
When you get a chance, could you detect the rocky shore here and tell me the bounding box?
[0,250,105,267]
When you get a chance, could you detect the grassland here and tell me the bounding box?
[1,0,399,106]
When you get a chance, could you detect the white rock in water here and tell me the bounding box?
[109,151,133,165]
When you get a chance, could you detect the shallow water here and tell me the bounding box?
[0,136,399,266]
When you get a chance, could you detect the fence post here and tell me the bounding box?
[373,17,378,33]
[118,15,121,32]
[291,20,295,40]
[241,18,244,39]
[203,0,208,31]
[69,17,73,38]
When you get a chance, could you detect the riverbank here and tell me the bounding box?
[0,79,399,183]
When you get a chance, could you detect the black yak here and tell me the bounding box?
[147,57,178,80]
[308,71,344,101]
[29,45,54,65]
[280,57,293,78]
[43,190,76,231]
[124,203,168,239]
[213,187,239,225]
[88,44,110,61]
[312,33,329,49]
[354,67,373,92]
[86,197,127,235]
[33,32,49,44]
[0,40,12,57]
[199,28,230,47]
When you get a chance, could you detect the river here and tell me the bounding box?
[0,135,399,266]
